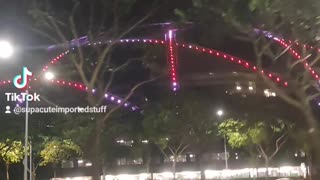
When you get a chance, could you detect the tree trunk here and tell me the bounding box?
[197,154,205,180]
[6,163,9,180]
[145,155,152,180]
[308,153,312,180]
[101,159,105,180]
[172,157,177,180]
[302,108,320,180]
[92,120,103,180]
[53,168,57,178]
[32,165,37,180]
[264,158,269,180]
[200,169,205,180]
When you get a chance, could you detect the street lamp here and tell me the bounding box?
[216,109,224,117]
[44,72,55,80]
[2,42,31,180]
[216,109,228,171]
[0,41,14,59]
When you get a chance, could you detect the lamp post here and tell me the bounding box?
[216,109,228,170]
[24,91,29,180]
[0,41,31,180]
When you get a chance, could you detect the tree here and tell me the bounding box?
[144,99,186,180]
[218,119,293,180]
[181,1,320,178]
[0,139,24,180]
[289,126,318,180]
[143,92,216,179]
[28,1,162,179]
[39,137,82,178]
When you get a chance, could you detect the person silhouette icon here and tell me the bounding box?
[5,106,11,114]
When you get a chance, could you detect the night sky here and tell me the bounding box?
[0,0,305,122]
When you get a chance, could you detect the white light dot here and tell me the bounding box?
[216,110,224,117]
[44,72,55,80]
[0,41,13,59]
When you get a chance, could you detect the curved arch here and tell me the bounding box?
[0,37,293,111]
[274,39,320,80]
[256,29,320,80]
[43,38,289,86]
[48,79,140,111]
[177,43,288,87]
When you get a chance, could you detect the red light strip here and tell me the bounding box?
[50,79,88,91]
[0,38,289,89]
[178,43,288,87]
[42,51,70,72]
[275,39,320,80]
[166,30,179,91]
[48,79,139,111]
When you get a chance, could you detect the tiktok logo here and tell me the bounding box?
[13,67,33,90]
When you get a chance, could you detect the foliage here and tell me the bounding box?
[39,137,82,166]
[218,119,249,148]
[0,139,24,165]
[218,118,292,162]
[143,91,218,156]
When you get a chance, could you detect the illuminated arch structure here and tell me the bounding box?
[0,30,319,110]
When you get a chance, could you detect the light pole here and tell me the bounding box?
[216,109,228,170]
[24,90,29,180]
[0,41,31,180]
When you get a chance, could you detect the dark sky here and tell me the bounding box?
[0,0,193,77]
[0,0,301,113]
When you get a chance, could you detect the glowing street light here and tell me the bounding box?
[0,41,14,59]
[44,72,55,80]
[216,109,224,117]
[216,109,228,171]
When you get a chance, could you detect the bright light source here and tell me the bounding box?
[0,41,13,59]
[85,162,92,167]
[78,159,84,164]
[168,30,173,39]
[142,140,149,144]
[44,72,55,80]
[236,86,242,91]
[248,86,254,91]
[216,109,224,117]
